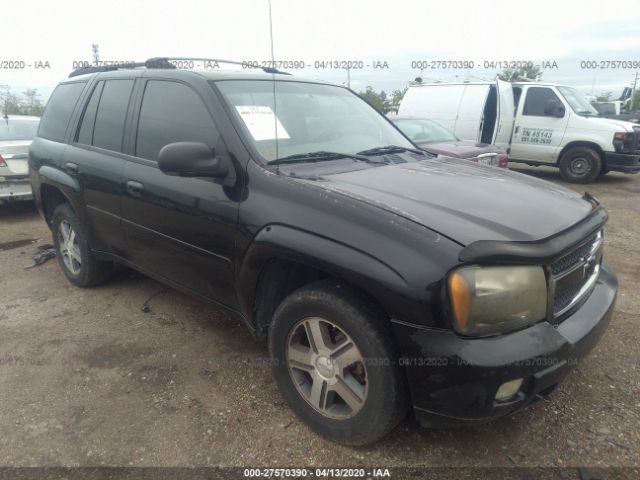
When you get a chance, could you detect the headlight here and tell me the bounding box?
[613,132,635,153]
[448,265,547,336]
[613,132,633,140]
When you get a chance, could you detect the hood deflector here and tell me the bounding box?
[459,199,607,265]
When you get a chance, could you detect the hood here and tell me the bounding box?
[311,157,593,245]
[580,116,639,131]
[418,140,502,159]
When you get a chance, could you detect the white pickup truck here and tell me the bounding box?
[398,79,640,183]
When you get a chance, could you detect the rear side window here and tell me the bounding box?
[92,79,134,152]
[522,87,561,116]
[77,81,104,145]
[135,81,220,161]
[38,82,86,142]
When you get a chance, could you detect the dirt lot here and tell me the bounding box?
[0,165,638,470]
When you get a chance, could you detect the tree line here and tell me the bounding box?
[1,87,45,116]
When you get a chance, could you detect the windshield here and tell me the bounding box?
[557,87,599,115]
[215,80,414,163]
[393,118,458,143]
[0,118,40,141]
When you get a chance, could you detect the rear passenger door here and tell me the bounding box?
[63,78,134,254]
[121,79,239,309]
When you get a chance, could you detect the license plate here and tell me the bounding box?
[477,154,498,166]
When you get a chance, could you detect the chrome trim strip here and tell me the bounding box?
[0,153,28,160]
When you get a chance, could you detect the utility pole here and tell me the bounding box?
[92,44,100,66]
[631,72,638,111]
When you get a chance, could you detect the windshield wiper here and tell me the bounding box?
[357,145,425,156]
[268,151,368,165]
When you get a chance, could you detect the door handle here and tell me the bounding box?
[514,126,520,134]
[126,180,144,197]
[64,162,79,176]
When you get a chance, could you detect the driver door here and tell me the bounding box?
[120,79,239,308]
[509,86,570,163]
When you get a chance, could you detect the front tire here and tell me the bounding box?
[52,203,113,287]
[558,147,602,183]
[269,281,407,445]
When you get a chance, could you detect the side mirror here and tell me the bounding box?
[158,142,229,178]
[544,99,565,118]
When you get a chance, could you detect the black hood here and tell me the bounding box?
[311,157,593,245]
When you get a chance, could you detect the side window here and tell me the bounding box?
[135,81,220,161]
[92,79,134,152]
[38,82,86,142]
[522,87,561,117]
[77,81,104,145]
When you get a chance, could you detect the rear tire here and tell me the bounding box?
[558,147,602,183]
[52,203,113,287]
[269,280,407,445]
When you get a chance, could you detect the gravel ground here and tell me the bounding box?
[0,165,638,472]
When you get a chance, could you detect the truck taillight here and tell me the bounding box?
[0,154,6,167]
[498,154,509,169]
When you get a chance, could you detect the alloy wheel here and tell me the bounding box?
[57,220,82,275]
[286,317,368,419]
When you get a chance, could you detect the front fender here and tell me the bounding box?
[236,224,409,323]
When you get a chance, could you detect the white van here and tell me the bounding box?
[398,79,640,183]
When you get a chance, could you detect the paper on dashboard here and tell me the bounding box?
[235,106,291,141]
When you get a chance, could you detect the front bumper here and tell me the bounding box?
[604,152,640,173]
[0,179,33,204]
[392,260,617,427]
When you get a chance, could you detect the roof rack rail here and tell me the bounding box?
[146,57,290,75]
[68,58,176,78]
[68,56,290,78]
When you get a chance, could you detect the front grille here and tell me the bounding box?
[553,280,585,314]
[550,231,603,318]
[633,127,640,153]
[551,240,594,276]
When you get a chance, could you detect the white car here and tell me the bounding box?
[399,79,640,183]
[0,115,40,203]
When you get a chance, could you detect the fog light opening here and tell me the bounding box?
[495,378,523,402]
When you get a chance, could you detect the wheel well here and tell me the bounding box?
[40,184,69,226]
[557,141,605,169]
[252,259,388,339]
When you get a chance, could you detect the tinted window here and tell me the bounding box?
[92,80,134,152]
[38,82,86,142]
[76,81,104,145]
[136,81,220,161]
[522,87,561,116]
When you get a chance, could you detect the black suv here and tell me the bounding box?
[29,59,617,445]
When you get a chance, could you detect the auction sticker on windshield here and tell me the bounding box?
[235,106,291,141]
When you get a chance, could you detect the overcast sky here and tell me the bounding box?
[2,0,639,101]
